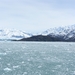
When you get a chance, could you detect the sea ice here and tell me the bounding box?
[23,72,28,75]
[0,53,7,55]
[13,65,19,69]
[38,65,42,68]
[4,67,12,72]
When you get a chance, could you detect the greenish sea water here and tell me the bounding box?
[0,41,75,75]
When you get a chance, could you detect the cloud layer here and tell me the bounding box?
[0,0,75,33]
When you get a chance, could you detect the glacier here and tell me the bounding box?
[0,29,32,40]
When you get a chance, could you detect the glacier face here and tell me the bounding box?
[0,29,32,40]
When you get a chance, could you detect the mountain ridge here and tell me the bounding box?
[1,24,75,41]
[18,24,75,42]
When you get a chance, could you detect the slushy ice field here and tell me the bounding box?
[0,41,75,75]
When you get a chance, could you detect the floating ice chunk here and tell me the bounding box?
[66,68,69,71]
[54,45,58,48]
[72,71,75,74]
[52,70,55,72]
[7,63,11,66]
[0,57,1,60]
[55,65,61,69]
[68,48,70,50]
[24,53,29,55]
[0,53,7,55]
[4,68,12,72]
[39,73,41,75]
[27,59,31,61]
[22,47,26,49]
[13,65,19,69]
[23,72,28,75]
[56,65,61,68]
[22,61,25,64]
[38,66,42,68]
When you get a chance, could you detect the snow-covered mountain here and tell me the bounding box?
[1,24,75,41]
[0,29,32,40]
[42,24,75,40]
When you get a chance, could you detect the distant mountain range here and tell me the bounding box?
[19,24,75,42]
[1,25,75,42]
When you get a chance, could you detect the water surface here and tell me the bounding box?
[0,41,75,75]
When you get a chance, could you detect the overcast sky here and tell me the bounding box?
[0,0,75,33]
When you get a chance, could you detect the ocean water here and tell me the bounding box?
[0,41,75,75]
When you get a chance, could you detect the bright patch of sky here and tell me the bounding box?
[0,0,75,33]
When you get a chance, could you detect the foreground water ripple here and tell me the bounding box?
[0,41,75,75]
